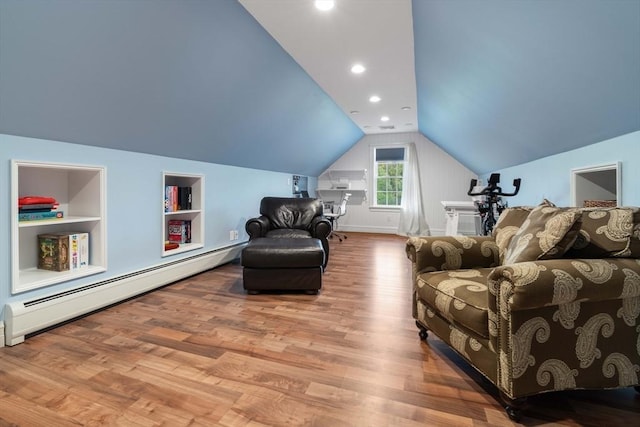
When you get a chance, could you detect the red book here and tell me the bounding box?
[164,242,179,251]
[19,196,58,207]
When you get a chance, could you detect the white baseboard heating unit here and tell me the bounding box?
[3,243,245,346]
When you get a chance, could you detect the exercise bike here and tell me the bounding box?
[467,173,521,235]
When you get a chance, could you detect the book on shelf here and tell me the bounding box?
[69,232,90,270]
[18,203,59,212]
[18,195,57,207]
[165,185,192,211]
[38,232,89,271]
[164,185,179,212]
[164,241,180,251]
[167,219,191,244]
[178,186,192,210]
[19,210,64,221]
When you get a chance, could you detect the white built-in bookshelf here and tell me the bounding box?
[162,172,204,257]
[570,162,621,207]
[11,160,107,294]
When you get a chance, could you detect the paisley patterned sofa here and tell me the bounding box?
[406,203,640,420]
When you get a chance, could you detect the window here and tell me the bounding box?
[372,146,405,208]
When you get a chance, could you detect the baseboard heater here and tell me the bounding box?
[3,243,246,346]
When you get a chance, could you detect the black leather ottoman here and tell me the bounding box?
[241,237,325,294]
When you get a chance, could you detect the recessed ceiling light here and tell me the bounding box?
[401,106,412,110]
[350,110,360,115]
[350,64,366,74]
[381,116,390,122]
[314,0,334,11]
[369,95,381,103]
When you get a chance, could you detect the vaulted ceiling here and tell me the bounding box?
[412,0,640,173]
[1,0,638,176]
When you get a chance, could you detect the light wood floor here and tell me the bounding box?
[1,233,639,426]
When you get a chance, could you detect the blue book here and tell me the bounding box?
[19,210,64,221]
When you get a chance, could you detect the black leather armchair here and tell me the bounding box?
[245,197,332,268]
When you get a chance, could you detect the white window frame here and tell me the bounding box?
[370,144,407,210]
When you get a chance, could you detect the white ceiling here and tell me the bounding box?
[239,0,418,135]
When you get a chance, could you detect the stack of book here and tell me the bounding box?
[164,186,192,212]
[18,196,64,221]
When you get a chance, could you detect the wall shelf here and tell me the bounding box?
[316,169,367,202]
[319,169,367,182]
[162,172,204,257]
[11,160,107,294]
[316,189,367,201]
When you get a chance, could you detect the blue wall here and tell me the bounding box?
[0,0,362,177]
[0,134,307,310]
[413,0,640,175]
[486,131,640,207]
[2,130,637,317]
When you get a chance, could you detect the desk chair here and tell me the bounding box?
[324,193,351,242]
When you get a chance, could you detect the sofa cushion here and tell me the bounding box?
[566,207,640,258]
[415,268,492,339]
[503,205,581,264]
[241,237,324,268]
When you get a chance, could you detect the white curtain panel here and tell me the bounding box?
[397,143,431,236]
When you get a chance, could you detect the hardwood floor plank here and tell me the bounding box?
[1,232,639,426]
[0,392,83,427]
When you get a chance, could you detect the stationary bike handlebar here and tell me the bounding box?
[467,173,521,197]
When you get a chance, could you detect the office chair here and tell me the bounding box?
[324,193,351,242]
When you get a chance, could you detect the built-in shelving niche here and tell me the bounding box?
[11,160,107,294]
[162,172,204,257]
[570,162,621,207]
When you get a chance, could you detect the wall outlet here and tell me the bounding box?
[229,230,239,240]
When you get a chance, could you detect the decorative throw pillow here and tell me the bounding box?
[502,205,581,265]
[565,207,639,258]
[543,210,583,259]
[492,207,533,262]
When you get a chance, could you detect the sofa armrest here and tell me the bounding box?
[310,216,331,240]
[488,258,640,311]
[487,257,640,398]
[405,236,500,274]
[245,215,271,239]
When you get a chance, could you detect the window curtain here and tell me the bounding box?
[397,143,430,236]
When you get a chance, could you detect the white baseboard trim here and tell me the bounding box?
[338,225,448,236]
[338,225,401,234]
[4,243,245,346]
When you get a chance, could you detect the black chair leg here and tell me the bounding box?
[330,231,347,242]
